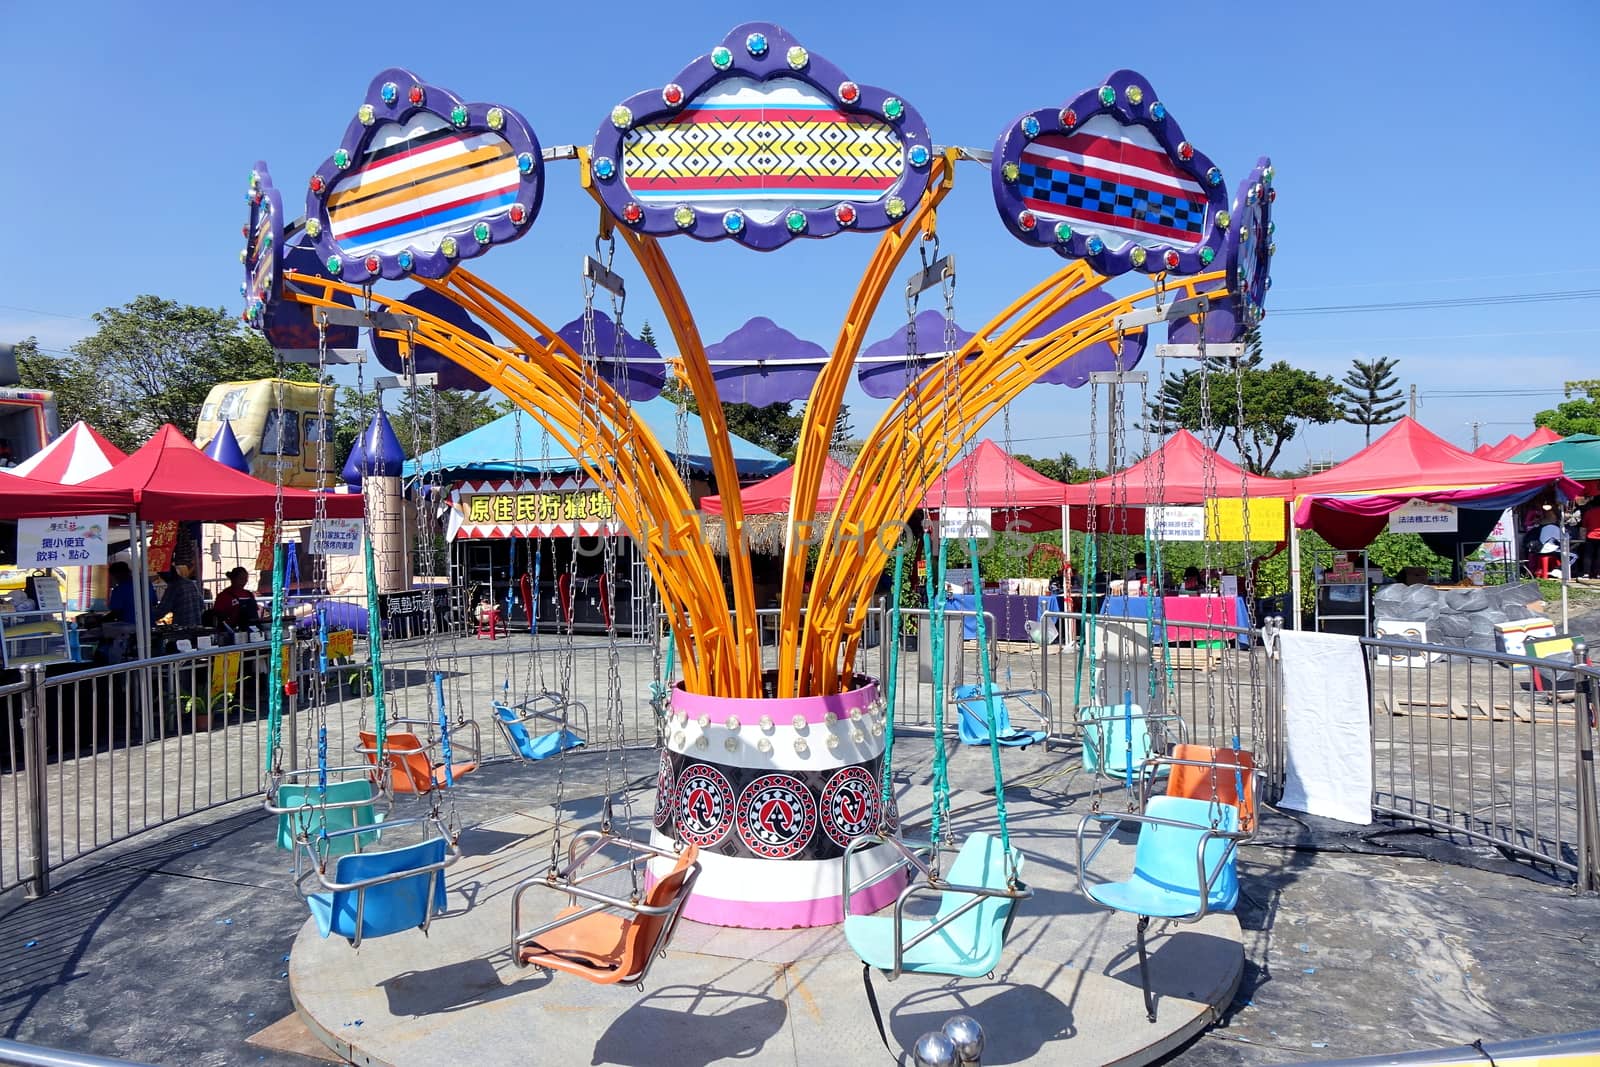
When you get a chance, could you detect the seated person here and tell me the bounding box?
[105,561,156,623]
[1181,565,1203,592]
[212,567,260,629]
[155,568,205,628]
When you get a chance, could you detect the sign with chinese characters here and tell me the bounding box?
[1148,506,1207,541]
[939,507,992,540]
[17,515,109,567]
[147,521,179,572]
[449,476,624,538]
[1388,500,1458,534]
[255,521,277,570]
[309,518,364,557]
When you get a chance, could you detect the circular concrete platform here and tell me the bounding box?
[289,800,1242,1066]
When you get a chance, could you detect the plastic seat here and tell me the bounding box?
[952,685,1047,749]
[475,606,507,640]
[359,729,479,795]
[305,836,449,947]
[1083,797,1239,918]
[515,844,700,985]
[493,702,585,762]
[274,779,384,856]
[1080,703,1167,781]
[1162,745,1257,835]
[844,831,1026,979]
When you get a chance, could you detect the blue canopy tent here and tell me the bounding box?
[403,397,786,481]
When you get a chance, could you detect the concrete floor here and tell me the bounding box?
[2,738,1598,1067]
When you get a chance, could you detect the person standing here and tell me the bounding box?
[106,561,156,623]
[155,569,205,628]
[212,567,260,628]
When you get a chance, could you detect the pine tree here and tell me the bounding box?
[1337,356,1405,445]
[637,321,658,350]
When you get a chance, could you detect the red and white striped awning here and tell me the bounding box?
[7,421,127,484]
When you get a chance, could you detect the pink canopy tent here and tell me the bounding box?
[922,439,1074,533]
[1290,417,1578,549]
[5,421,127,484]
[77,424,364,522]
[1480,427,1561,461]
[699,456,851,517]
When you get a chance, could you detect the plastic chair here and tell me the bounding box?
[272,778,385,856]
[359,724,480,795]
[1155,744,1258,836]
[305,834,450,947]
[951,684,1048,749]
[512,836,700,986]
[493,699,586,762]
[475,606,507,640]
[1076,795,1241,1021]
[843,831,1028,980]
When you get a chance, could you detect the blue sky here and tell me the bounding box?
[2,1,1595,469]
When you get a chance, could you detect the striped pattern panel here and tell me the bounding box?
[248,212,274,300]
[624,104,903,204]
[326,115,520,257]
[1018,122,1208,246]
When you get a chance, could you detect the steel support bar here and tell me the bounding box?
[905,254,954,299]
[1154,343,1248,361]
[1113,294,1210,332]
[375,374,440,392]
[1087,370,1148,385]
[583,256,626,298]
[312,307,419,332]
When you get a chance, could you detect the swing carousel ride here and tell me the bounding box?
[252,20,1277,1064]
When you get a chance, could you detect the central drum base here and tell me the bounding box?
[654,674,892,929]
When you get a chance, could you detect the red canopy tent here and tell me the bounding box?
[922,439,1074,532]
[0,472,136,520]
[699,456,851,516]
[1289,417,1578,549]
[5,421,127,484]
[77,424,363,521]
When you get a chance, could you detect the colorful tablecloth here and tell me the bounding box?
[1098,594,1250,646]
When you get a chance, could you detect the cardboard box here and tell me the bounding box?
[1375,619,1435,666]
[1495,617,1556,658]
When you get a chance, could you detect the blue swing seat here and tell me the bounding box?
[493,702,586,762]
[844,831,1026,979]
[1082,796,1239,918]
[952,685,1047,749]
[306,836,449,946]
[1079,703,1171,782]
[274,779,385,857]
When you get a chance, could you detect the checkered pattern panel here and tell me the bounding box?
[1017,163,1207,234]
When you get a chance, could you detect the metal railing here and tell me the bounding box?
[1362,634,1600,888]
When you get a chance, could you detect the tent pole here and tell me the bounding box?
[1561,521,1571,632]
[129,514,154,743]
[1061,505,1070,567]
[1288,511,1303,631]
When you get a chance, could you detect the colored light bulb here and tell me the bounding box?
[517,152,536,175]
[487,107,504,131]
[397,250,414,271]
[838,81,860,104]
[408,85,424,105]
[1059,107,1077,127]
[786,45,808,69]
[673,205,696,228]
[440,236,457,257]
[380,82,398,105]
[332,149,350,170]
[1001,161,1019,183]
[1054,221,1072,242]
[886,197,906,219]
[1130,246,1147,266]
[592,156,616,180]
[473,221,491,243]
[908,144,929,167]
[325,255,341,274]
[622,202,642,224]
[357,104,375,126]
[611,105,632,129]
[1017,209,1037,231]
[1150,101,1166,121]
[883,97,904,120]
[785,210,807,233]
[662,83,684,106]
[450,104,469,127]
[745,32,767,56]
[1098,86,1116,106]
[1125,85,1144,105]
[710,45,733,70]
[1021,115,1040,138]
[834,203,856,226]
[722,210,745,233]
[1199,246,1215,265]
[1087,236,1104,254]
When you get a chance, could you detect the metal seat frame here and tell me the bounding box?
[293,814,459,948]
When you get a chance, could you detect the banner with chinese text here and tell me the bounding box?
[448,476,625,539]
[16,515,109,567]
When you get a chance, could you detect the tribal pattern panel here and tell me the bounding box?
[326,115,520,258]
[1018,120,1208,247]
[623,78,904,214]
[655,749,885,862]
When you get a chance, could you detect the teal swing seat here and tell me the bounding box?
[493,699,586,762]
[1079,703,1185,782]
[843,832,1028,980]
[272,778,385,857]
[1076,795,1242,1021]
[304,831,452,948]
[952,685,1049,749]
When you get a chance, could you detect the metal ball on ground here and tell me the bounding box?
[943,1014,985,1064]
[912,1029,959,1067]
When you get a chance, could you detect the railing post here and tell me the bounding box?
[1039,615,1052,734]
[21,664,50,899]
[877,596,889,686]
[1573,639,1600,892]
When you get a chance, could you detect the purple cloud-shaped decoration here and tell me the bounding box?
[857,309,978,400]
[991,70,1229,277]
[1023,289,1146,387]
[241,163,360,354]
[369,287,492,392]
[589,22,934,251]
[538,312,665,402]
[305,68,544,286]
[706,316,826,406]
[1168,156,1276,345]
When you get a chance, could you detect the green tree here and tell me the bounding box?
[1534,383,1600,436]
[637,321,658,350]
[1337,356,1405,444]
[20,295,311,453]
[1143,329,1339,474]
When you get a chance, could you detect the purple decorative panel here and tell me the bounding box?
[857,309,976,400]
[369,287,492,392]
[306,68,544,285]
[991,70,1228,277]
[241,163,359,354]
[706,317,826,406]
[1168,156,1276,345]
[589,22,933,251]
[1023,289,1146,387]
[538,312,665,402]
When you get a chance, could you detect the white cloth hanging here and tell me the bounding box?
[1278,630,1372,825]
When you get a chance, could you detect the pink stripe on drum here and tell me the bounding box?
[666,867,905,929]
[671,676,879,726]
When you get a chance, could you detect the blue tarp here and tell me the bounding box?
[402,397,787,480]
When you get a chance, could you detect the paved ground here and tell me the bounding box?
[2,736,1597,1067]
